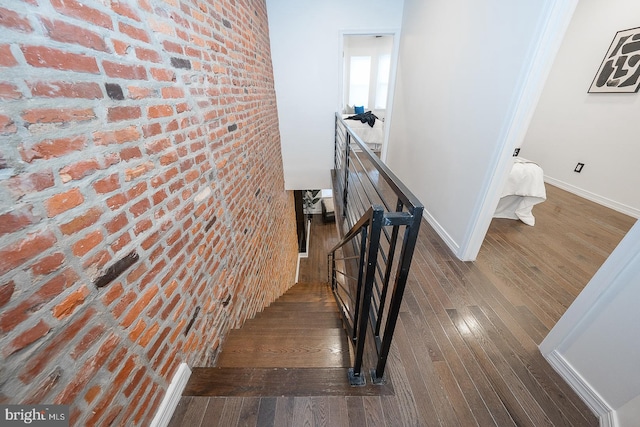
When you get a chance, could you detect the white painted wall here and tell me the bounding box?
[541,219,640,425]
[386,0,557,258]
[266,0,404,190]
[521,0,640,218]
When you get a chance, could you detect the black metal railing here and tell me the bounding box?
[329,113,423,385]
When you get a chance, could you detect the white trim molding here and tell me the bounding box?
[543,350,616,427]
[422,209,460,256]
[150,363,191,427]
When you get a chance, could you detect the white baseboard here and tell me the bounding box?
[544,350,616,426]
[421,209,461,258]
[150,362,191,427]
[544,177,640,218]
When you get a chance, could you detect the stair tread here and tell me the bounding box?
[217,333,350,368]
[183,367,394,397]
[242,311,344,327]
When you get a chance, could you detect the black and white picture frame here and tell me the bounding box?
[589,27,640,93]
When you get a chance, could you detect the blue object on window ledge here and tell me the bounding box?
[354,105,365,114]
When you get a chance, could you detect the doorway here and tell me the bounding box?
[340,33,399,161]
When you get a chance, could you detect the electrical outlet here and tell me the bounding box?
[513,148,520,157]
[574,163,584,173]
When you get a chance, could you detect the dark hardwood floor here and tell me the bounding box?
[169,185,635,426]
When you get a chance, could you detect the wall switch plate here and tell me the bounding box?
[574,163,584,173]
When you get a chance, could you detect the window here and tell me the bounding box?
[348,56,371,107]
[375,54,391,109]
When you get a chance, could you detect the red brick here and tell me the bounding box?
[101,282,123,306]
[111,232,132,253]
[119,22,150,43]
[93,126,140,146]
[129,199,151,218]
[29,81,102,99]
[150,68,175,82]
[147,326,171,359]
[0,281,15,308]
[162,40,183,54]
[165,119,179,132]
[136,47,161,63]
[0,82,21,100]
[145,137,171,154]
[93,174,120,194]
[0,44,17,67]
[121,285,158,328]
[121,146,142,161]
[152,189,168,206]
[134,218,152,236]
[32,253,66,276]
[148,104,173,118]
[20,135,87,162]
[112,289,136,318]
[21,45,99,73]
[141,231,159,251]
[53,285,90,319]
[160,151,179,165]
[125,162,153,181]
[59,207,102,235]
[103,61,147,80]
[24,108,96,124]
[0,268,79,332]
[126,182,146,200]
[6,170,55,197]
[105,212,128,234]
[45,188,84,217]
[0,7,33,32]
[86,356,134,424]
[0,114,16,134]
[106,193,127,210]
[139,259,166,289]
[84,385,101,404]
[72,230,103,257]
[123,368,146,397]
[0,205,40,237]
[112,38,130,55]
[110,1,140,21]
[128,86,156,99]
[107,106,141,122]
[161,87,185,99]
[128,319,146,342]
[54,333,120,404]
[20,307,96,381]
[50,0,113,30]
[41,18,108,52]
[4,320,51,357]
[0,230,57,275]
[59,158,101,182]
[70,324,107,360]
[138,322,159,347]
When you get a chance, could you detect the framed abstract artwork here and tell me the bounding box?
[589,27,640,93]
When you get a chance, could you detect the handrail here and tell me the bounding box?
[330,113,424,385]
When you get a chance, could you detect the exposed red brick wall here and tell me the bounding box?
[0,0,298,424]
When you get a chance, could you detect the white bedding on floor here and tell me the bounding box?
[342,114,384,151]
[494,157,546,226]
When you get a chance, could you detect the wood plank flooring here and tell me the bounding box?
[169,185,635,426]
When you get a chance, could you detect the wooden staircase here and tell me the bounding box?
[181,282,393,398]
